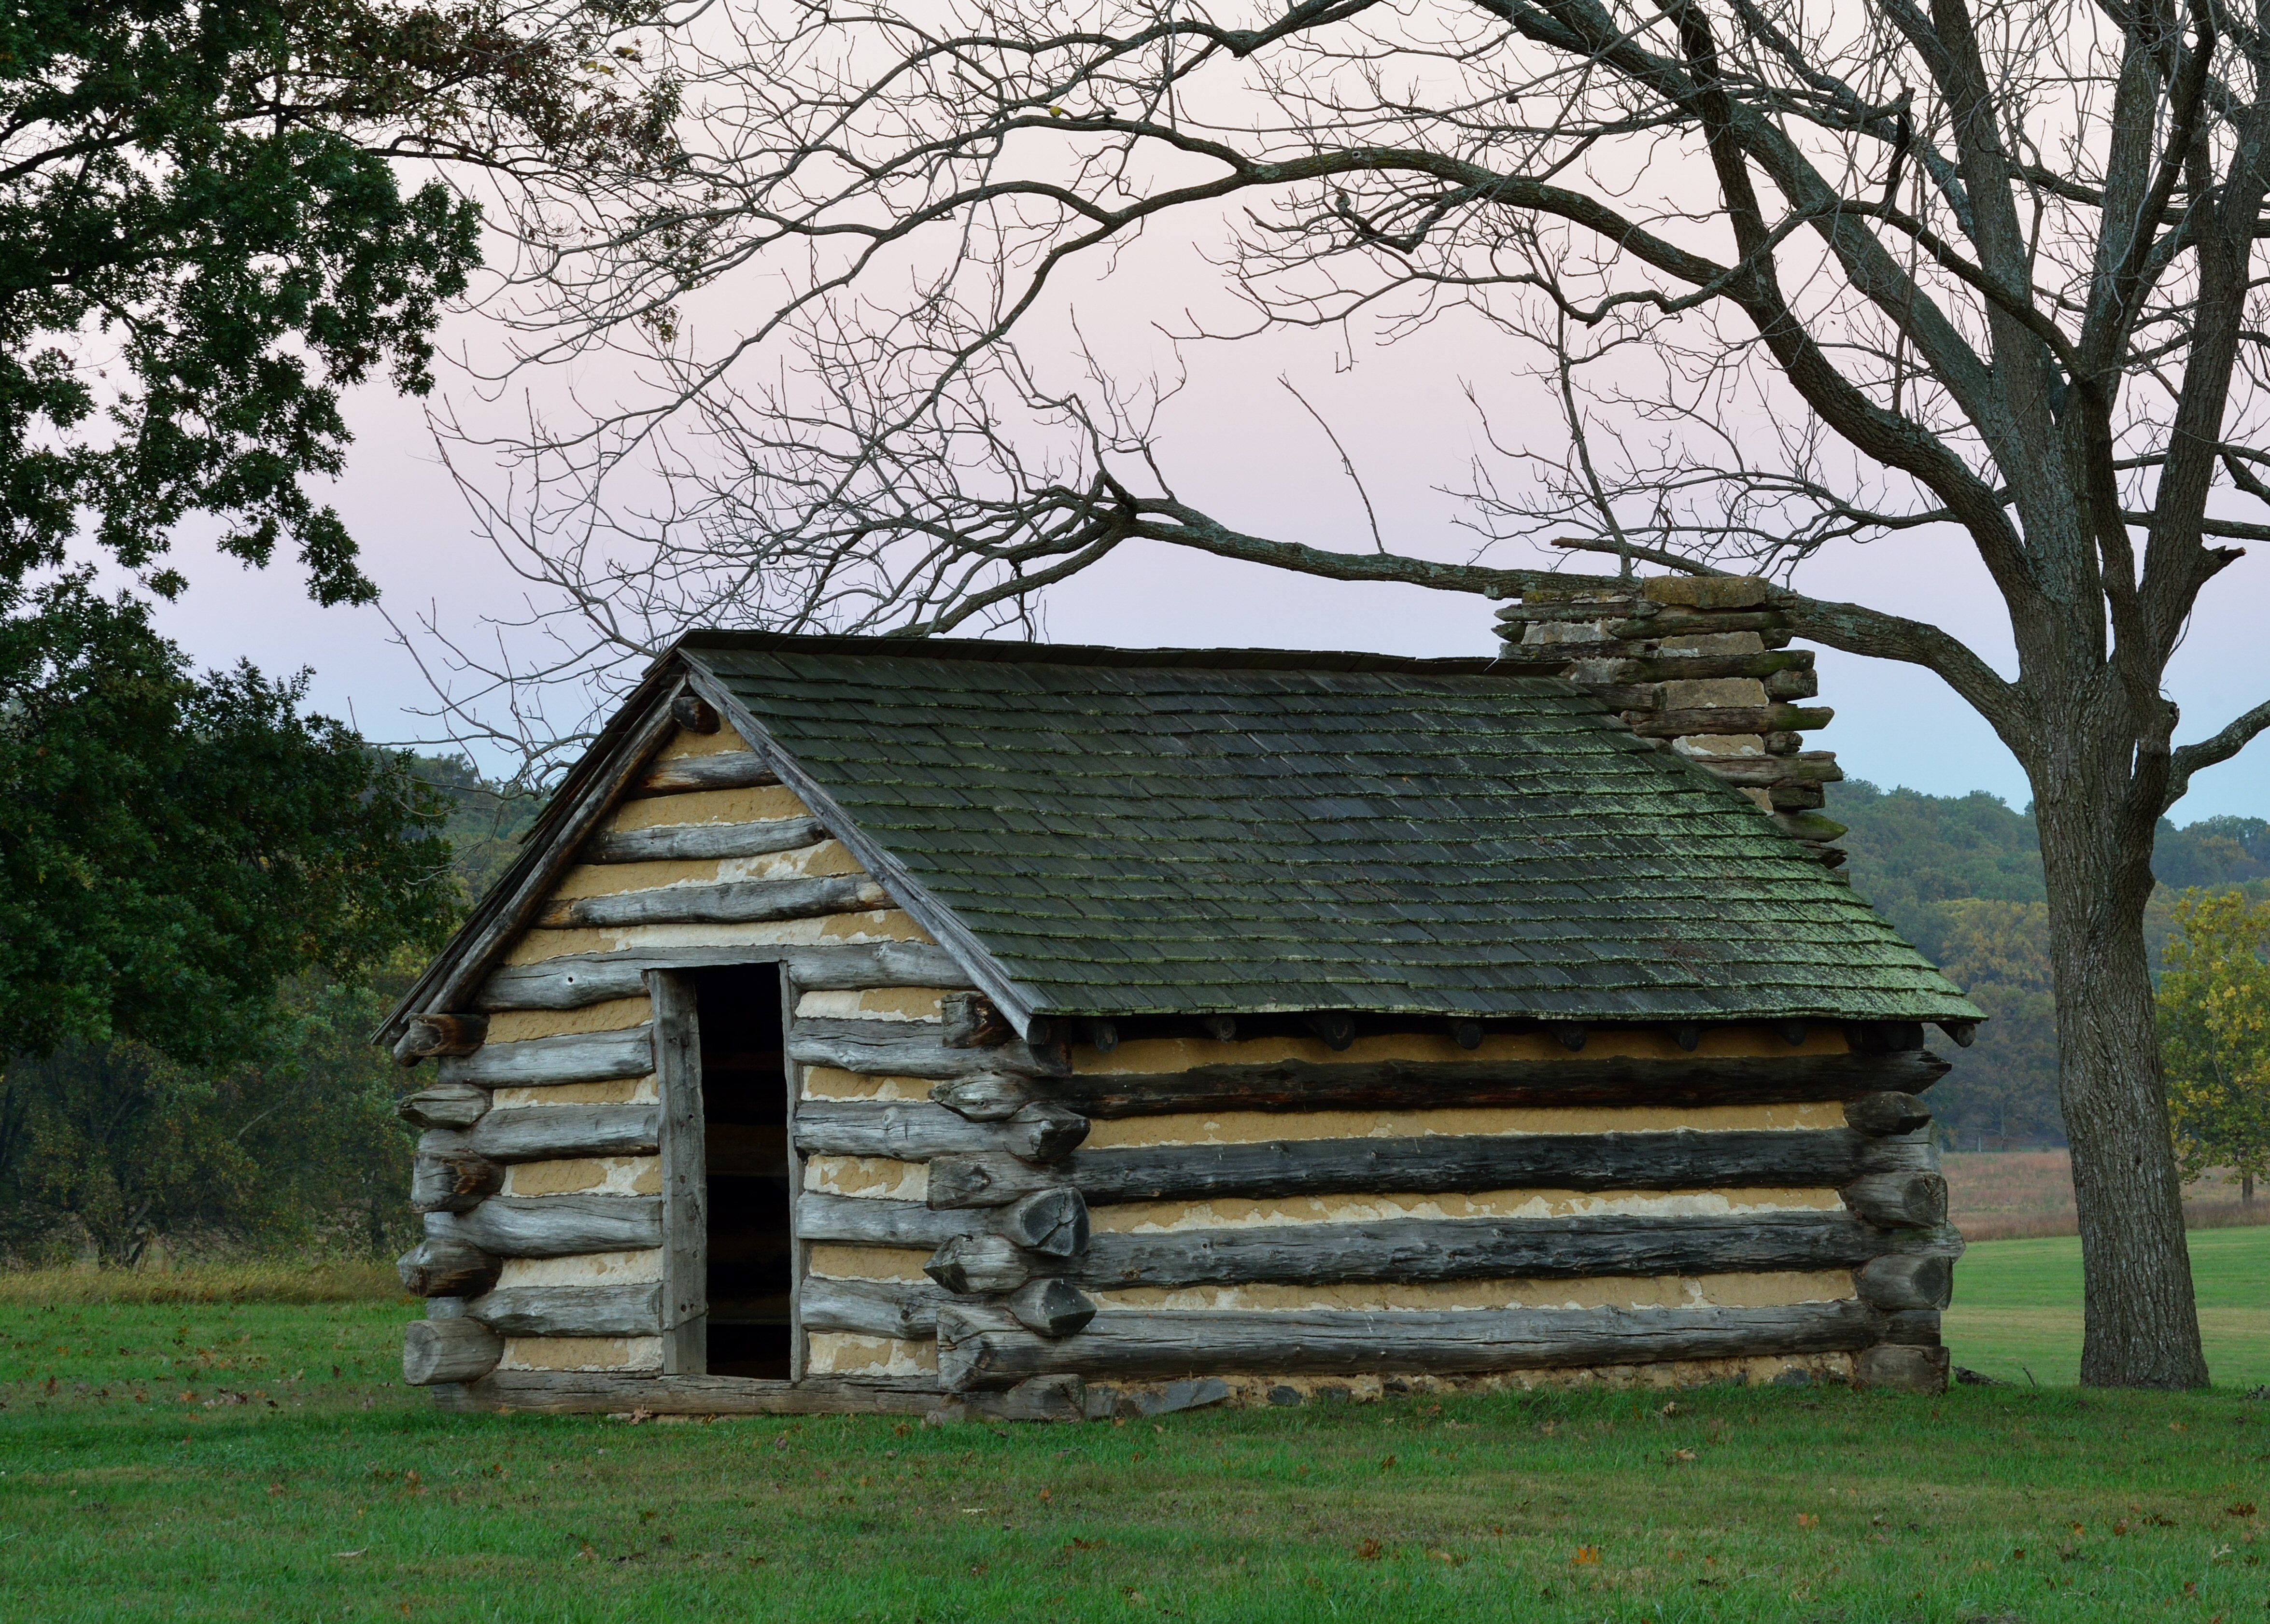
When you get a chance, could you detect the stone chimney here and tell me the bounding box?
[1493,576,1847,866]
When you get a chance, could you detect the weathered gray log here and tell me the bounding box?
[435,1371,943,1416]
[398,1013,490,1062]
[636,751,777,793]
[1844,1092,1933,1137]
[935,1300,1886,1392]
[669,690,719,733]
[438,1027,654,1088]
[1851,1342,1949,1393]
[1881,1309,1942,1346]
[586,816,828,865]
[1007,1279,1096,1338]
[439,1195,664,1258]
[424,1104,660,1163]
[396,1236,501,1299]
[942,992,1013,1049]
[799,1275,954,1340]
[425,1297,466,1320]
[1841,1172,1948,1230]
[927,1128,1901,1210]
[1071,1211,1958,1291]
[792,1100,1087,1163]
[465,1284,664,1338]
[396,1083,491,1132]
[1002,1188,1089,1256]
[971,1373,1086,1423]
[651,969,707,1375]
[538,876,878,931]
[925,1233,1042,1294]
[1035,1050,1951,1119]
[930,1076,1042,1121]
[797,1192,990,1248]
[403,1317,504,1386]
[791,1027,1067,1081]
[474,941,969,1011]
[411,1152,504,1215]
[1854,1252,1956,1310]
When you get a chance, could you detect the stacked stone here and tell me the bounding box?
[1494,575,1848,867]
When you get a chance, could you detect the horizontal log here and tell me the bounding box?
[791,1027,1068,1081]
[466,1284,664,1338]
[537,875,880,931]
[1072,1211,1960,1292]
[424,1104,661,1163]
[438,1028,654,1089]
[586,816,829,865]
[926,1233,1043,1295]
[403,1318,503,1386]
[1033,1050,1950,1120]
[437,1195,663,1258]
[1628,703,1834,738]
[1606,610,1790,639]
[399,1013,490,1061]
[475,942,970,1011]
[930,1076,1042,1121]
[936,1299,1883,1392]
[800,1275,954,1340]
[1842,1172,1948,1230]
[1844,1092,1933,1137]
[926,1128,1903,1210]
[792,1101,1087,1163]
[396,1083,490,1132]
[797,1192,988,1249]
[1691,751,1844,788]
[437,1371,942,1416]
[1881,1308,1942,1346]
[636,751,778,793]
[1491,648,1814,682]
[411,1152,504,1215]
[396,1237,500,1299]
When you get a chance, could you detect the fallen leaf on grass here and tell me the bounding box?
[1666,1449,1696,1465]
[1796,1514,1819,1529]
[1428,1549,1466,1567]
[2229,1503,2258,1518]
[331,1550,367,1560]
[1573,1547,1601,1566]
[1356,1539,1383,1562]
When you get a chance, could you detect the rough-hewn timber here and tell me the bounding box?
[465,1284,665,1338]
[476,943,969,1011]
[437,1028,655,1088]
[424,1105,660,1163]
[538,876,880,931]
[792,1101,1087,1163]
[586,817,828,864]
[434,1371,942,1416]
[435,1196,664,1258]
[403,1317,504,1386]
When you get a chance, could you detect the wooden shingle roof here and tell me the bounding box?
[681,634,1979,1026]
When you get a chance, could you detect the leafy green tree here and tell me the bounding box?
[0,578,457,1066]
[2158,891,2270,1205]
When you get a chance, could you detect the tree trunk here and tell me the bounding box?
[2036,794,2209,1389]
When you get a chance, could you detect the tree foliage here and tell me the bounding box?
[2159,890,2270,1201]
[0,578,458,1066]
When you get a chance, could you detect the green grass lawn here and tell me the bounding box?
[1946,1225,2270,1387]
[3,1246,2266,1624]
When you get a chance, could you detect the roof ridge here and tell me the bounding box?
[671,629,1555,677]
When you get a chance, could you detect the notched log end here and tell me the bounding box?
[399,1013,490,1063]
[670,690,720,733]
[941,992,1015,1049]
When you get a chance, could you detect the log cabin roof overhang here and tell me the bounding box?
[381,633,1983,1048]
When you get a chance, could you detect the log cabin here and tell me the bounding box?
[380,591,1982,1420]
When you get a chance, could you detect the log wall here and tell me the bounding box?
[397,715,1961,1409]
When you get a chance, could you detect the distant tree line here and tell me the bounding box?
[1833,783,2270,1152]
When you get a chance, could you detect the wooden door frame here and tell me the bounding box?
[649,968,708,1375]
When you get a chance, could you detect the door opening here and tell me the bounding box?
[691,966,793,1378]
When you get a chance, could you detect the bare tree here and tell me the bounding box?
[444,0,2270,1387]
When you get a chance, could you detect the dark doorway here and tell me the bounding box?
[691,965,793,1378]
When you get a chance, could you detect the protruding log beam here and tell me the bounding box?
[799,1275,954,1339]
[636,750,776,794]
[1072,1212,1960,1291]
[1001,1188,1089,1256]
[1840,1172,1948,1230]
[587,816,827,865]
[941,992,1013,1049]
[1938,1020,1979,1048]
[466,1284,664,1338]
[930,1076,1041,1122]
[396,1236,501,1299]
[395,1013,489,1064]
[670,690,720,733]
[411,1152,504,1215]
[538,876,881,931]
[925,1233,1040,1295]
[403,1317,504,1386]
[1843,1092,1933,1137]
[1006,1279,1096,1338]
[426,1104,660,1163]
[396,1083,490,1132]
[1035,1050,1951,1119]
[936,1300,1885,1393]
[797,1193,989,1249]
[1303,1013,1355,1051]
[1855,1252,1956,1311]
[926,1128,1900,1211]
[436,1195,664,1258]
[791,1028,1067,1081]
[1201,1015,1238,1042]
[793,1100,1087,1164]
[438,1027,654,1089]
